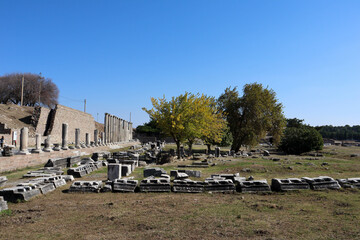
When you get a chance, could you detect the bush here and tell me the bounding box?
[279,126,323,155]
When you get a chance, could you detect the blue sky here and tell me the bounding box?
[1,0,359,127]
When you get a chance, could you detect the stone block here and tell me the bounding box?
[60,175,75,182]
[18,182,55,195]
[0,196,8,211]
[139,177,171,192]
[143,168,167,177]
[302,176,341,190]
[67,166,87,178]
[0,185,41,202]
[108,164,122,181]
[238,180,271,193]
[204,179,235,193]
[121,165,132,177]
[0,176,8,187]
[113,179,138,192]
[68,181,103,193]
[173,179,205,193]
[271,178,310,191]
[337,178,360,188]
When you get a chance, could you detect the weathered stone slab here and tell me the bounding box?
[0,176,8,187]
[0,196,8,211]
[0,186,41,202]
[113,179,138,192]
[143,168,166,178]
[18,182,55,195]
[238,180,271,193]
[67,165,87,178]
[68,181,103,193]
[173,179,205,193]
[271,178,310,191]
[108,164,122,181]
[30,176,67,188]
[302,176,341,190]
[171,170,201,178]
[68,156,81,167]
[44,157,68,168]
[60,175,75,182]
[121,165,132,177]
[204,179,235,193]
[139,177,171,192]
[337,178,360,189]
[91,151,111,161]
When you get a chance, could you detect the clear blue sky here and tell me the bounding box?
[1,0,359,127]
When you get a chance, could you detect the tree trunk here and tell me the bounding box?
[176,141,181,159]
[187,140,193,156]
[206,144,211,154]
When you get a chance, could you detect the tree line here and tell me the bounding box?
[140,83,303,158]
[0,72,59,108]
[317,125,360,141]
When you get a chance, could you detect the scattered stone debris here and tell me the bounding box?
[0,176,8,187]
[0,196,8,211]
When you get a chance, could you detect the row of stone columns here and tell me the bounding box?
[104,113,133,144]
[18,124,108,155]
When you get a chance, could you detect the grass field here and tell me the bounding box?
[1,145,360,240]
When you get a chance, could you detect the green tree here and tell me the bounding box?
[218,83,286,152]
[279,119,323,154]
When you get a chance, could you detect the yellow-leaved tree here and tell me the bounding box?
[143,92,226,158]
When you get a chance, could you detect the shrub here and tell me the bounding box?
[279,126,323,155]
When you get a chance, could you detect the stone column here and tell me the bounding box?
[75,128,81,149]
[43,135,53,152]
[101,132,105,146]
[85,133,90,148]
[94,129,98,147]
[33,133,42,153]
[104,113,108,145]
[61,123,68,150]
[19,127,30,155]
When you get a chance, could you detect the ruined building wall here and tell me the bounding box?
[34,107,51,136]
[50,105,95,144]
[32,104,95,144]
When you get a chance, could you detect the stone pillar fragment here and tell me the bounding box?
[19,127,30,155]
[75,128,81,149]
[43,135,53,152]
[94,129,98,147]
[101,132,105,146]
[32,133,42,153]
[104,113,108,145]
[85,133,90,148]
[62,123,69,150]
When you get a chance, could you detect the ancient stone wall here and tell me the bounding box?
[49,105,95,144]
[35,107,51,136]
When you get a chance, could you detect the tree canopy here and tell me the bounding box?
[279,118,323,154]
[218,83,286,152]
[143,92,226,158]
[0,72,59,108]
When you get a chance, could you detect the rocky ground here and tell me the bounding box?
[1,145,360,240]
